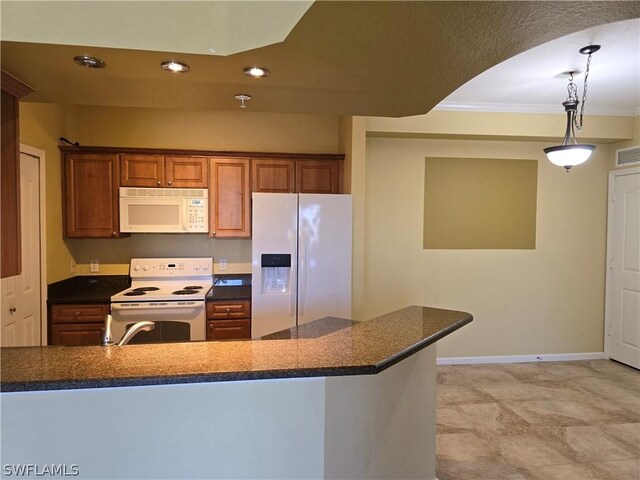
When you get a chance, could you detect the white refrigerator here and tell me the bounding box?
[251,193,353,338]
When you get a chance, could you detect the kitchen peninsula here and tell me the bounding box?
[1,306,471,480]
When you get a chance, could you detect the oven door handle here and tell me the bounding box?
[111,302,203,311]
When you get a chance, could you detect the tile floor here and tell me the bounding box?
[436,360,640,480]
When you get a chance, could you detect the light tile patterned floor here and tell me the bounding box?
[436,360,640,480]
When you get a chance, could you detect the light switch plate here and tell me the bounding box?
[219,258,228,271]
[90,260,99,273]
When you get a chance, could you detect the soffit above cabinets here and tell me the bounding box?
[1,1,638,117]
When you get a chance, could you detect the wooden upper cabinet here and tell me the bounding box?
[295,159,339,194]
[120,154,164,187]
[1,71,33,279]
[165,156,208,188]
[209,157,251,238]
[63,153,121,237]
[121,154,208,188]
[252,159,295,193]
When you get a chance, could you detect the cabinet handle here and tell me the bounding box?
[226,308,230,314]
[167,180,173,186]
[112,231,117,237]
[157,180,161,186]
[9,307,16,314]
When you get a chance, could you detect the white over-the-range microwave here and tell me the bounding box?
[119,187,208,233]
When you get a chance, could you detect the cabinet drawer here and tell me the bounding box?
[50,304,110,324]
[206,319,250,340]
[50,323,104,346]
[206,300,250,320]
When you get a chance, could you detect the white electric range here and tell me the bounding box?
[110,258,213,343]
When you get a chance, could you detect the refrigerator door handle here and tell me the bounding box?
[298,231,306,317]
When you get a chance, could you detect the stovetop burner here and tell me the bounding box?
[124,291,146,296]
[132,287,160,292]
[183,286,203,290]
[172,289,199,295]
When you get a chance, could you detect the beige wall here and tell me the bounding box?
[338,116,367,321]
[364,136,610,357]
[20,103,341,282]
[19,103,74,283]
[609,116,639,170]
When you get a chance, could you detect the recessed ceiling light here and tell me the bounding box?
[161,61,190,73]
[73,55,105,69]
[243,66,270,78]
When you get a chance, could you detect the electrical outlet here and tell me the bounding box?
[90,260,99,273]
[219,258,228,271]
[70,259,76,273]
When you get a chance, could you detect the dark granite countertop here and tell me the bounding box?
[47,274,249,304]
[0,306,472,392]
[47,275,130,304]
[207,274,251,300]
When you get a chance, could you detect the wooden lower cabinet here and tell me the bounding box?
[206,299,251,340]
[206,319,250,340]
[49,303,109,346]
[51,323,105,346]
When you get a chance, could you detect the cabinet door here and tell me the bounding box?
[165,156,208,188]
[251,159,295,193]
[1,72,32,279]
[1,90,21,278]
[295,160,339,194]
[206,319,251,340]
[120,154,164,187]
[209,158,251,238]
[50,323,104,346]
[64,154,121,237]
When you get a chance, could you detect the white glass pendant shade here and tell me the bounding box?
[544,144,595,170]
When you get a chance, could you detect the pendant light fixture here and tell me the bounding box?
[544,45,600,172]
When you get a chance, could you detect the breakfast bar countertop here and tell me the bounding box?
[0,306,472,392]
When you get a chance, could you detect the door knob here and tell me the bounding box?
[9,307,16,314]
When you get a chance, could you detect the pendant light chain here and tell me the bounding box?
[574,51,593,133]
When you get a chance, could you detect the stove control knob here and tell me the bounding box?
[143,265,150,272]
[203,264,209,270]
[134,265,140,271]
[194,265,201,271]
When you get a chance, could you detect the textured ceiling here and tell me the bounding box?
[1,1,639,117]
[437,18,640,116]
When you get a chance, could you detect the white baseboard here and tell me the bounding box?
[437,352,606,365]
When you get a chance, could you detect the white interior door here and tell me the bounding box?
[0,152,41,346]
[607,168,640,369]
